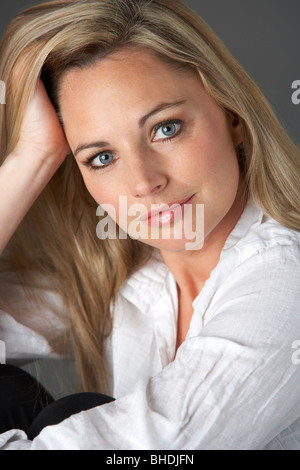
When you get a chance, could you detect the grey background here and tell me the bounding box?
[1,0,299,145]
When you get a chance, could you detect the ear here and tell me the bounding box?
[227,112,244,147]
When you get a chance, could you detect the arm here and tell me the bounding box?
[0,79,69,255]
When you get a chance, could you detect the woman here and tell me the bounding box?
[0,0,300,450]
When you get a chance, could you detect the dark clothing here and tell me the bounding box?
[0,364,114,440]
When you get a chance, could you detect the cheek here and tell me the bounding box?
[80,172,129,227]
[80,174,102,203]
[187,118,239,188]
[205,144,239,187]
[180,139,236,187]
[80,173,118,211]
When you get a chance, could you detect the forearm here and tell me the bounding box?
[0,149,62,255]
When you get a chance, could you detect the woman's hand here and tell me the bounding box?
[0,78,70,255]
[12,77,70,164]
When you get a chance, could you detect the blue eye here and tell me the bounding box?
[161,123,177,136]
[154,120,182,141]
[91,151,114,167]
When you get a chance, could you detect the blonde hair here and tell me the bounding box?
[0,0,299,392]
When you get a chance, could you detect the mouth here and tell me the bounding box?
[138,194,195,227]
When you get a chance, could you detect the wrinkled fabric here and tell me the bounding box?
[1,199,300,450]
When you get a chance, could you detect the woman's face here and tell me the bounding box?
[59,48,243,252]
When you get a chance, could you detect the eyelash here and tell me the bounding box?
[83,119,183,171]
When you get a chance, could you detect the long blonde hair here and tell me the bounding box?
[0,0,299,393]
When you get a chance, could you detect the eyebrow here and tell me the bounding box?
[138,100,186,128]
[73,100,186,157]
[74,140,110,157]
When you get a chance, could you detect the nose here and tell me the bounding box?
[126,149,168,199]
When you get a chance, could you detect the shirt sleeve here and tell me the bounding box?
[3,243,300,450]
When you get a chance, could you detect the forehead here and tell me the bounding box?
[59,48,198,112]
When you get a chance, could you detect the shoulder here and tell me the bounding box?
[238,218,299,261]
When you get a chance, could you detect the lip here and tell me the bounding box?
[138,194,195,225]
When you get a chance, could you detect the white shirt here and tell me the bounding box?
[1,199,300,450]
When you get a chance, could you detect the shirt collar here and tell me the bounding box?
[220,198,264,258]
[118,249,173,315]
